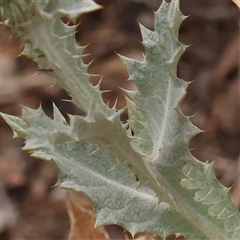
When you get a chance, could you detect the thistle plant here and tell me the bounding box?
[0,0,239,239]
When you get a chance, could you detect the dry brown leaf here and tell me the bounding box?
[123,232,157,240]
[232,0,240,8]
[67,191,110,240]
[134,235,156,240]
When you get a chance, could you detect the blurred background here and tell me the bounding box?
[0,0,239,239]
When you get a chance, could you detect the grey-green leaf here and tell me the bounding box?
[1,0,239,239]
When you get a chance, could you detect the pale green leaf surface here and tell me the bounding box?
[121,0,239,239]
[1,107,206,238]
[0,0,101,22]
[22,17,112,116]
[31,141,207,240]
[1,0,106,116]
[1,0,239,239]
[2,109,239,239]
[122,0,192,157]
[36,0,101,21]
[0,113,27,138]
[20,104,76,149]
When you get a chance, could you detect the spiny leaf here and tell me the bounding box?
[121,0,240,238]
[31,140,206,239]
[35,0,102,21]
[1,0,239,240]
[1,113,27,138]
[0,0,101,23]
[121,0,191,157]
[1,0,107,116]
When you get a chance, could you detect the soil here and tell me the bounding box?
[0,0,239,239]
